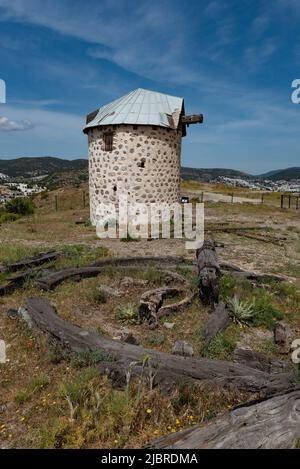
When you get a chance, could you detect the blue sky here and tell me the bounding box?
[0,0,300,173]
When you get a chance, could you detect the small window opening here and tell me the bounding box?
[113,185,117,192]
[104,132,114,151]
[133,125,138,130]
[138,158,145,168]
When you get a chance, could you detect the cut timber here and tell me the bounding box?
[149,388,300,449]
[157,291,195,319]
[139,287,183,328]
[36,266,103,290]
[36,256,187,290]
[2,251,60,273]
[202,302,230,348]
[220,262,288,283]
[196,240,220,305]
[0,268,50,297]
[181,114,204,125]
[21,297,296,396]
[234,348,290,374]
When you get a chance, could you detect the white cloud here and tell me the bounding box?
[0,116,34,131]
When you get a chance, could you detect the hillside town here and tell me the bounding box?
[0,181,45,203]
[213,176,300,193]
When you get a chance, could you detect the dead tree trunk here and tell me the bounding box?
[2,251,60,273]
[202,302,230,347]
[149,388,300,449]
[196,241,220,305]
[234,348,290,373]
[20,297,296,396]
[36,266,103,290]
[36,256,187,290]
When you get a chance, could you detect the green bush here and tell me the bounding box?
[202,332,236,361]
[115,304,138,323]
[251,293,283,329]
[5,197,35,216]
[0,212,20,223]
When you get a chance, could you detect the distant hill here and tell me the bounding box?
[181,167,250,182]
[0,157,88,178]
[0,157,299,182]
[258,167,300,181]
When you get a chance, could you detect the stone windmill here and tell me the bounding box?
[83,88,203,225]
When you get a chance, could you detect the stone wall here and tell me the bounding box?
[88,124,182,225]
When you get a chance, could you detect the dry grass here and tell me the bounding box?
[0,183,299,448]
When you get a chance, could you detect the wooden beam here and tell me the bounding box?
[181,114,204,125]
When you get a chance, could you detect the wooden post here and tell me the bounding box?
[296,197,299,211]
[231,193,234,204]
[288,195,291,209]
[281,195,284,209]
[201,192,204,203]
[261,194,264,204]
[55,195,58,211]
[83,191,86,208]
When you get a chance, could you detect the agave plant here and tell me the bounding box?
[227,295,255,326]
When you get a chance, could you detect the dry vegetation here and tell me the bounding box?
[0,181,299,448]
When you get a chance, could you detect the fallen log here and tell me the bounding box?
[139,287,183,328]
[157,292,195,320]
[36,256,187,290]
[220,262,288,283]
[234,348,290,374]
[21,297,296,396]
[196,240,220,305]
[148,388,300,449]
[92,256,186,268]
[36,266,103,290]
[0,268,51,296]
[202,302,231,348]
[2,251,60,273]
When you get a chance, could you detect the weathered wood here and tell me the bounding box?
[202,302,230,347]
[2,251,60,273]
[149,388,300,449]
[139,287,183,328]
[157,292,195,319]
[220,262,288,282]
[196,241,220,305]
[0,268,51,296]
[274,322,294,354]
[36,256,187,290]
[36,266,103,290]
[21,297,296,396]
[234,348,290,374]
[181,114,204,125]
[92,256,186,268]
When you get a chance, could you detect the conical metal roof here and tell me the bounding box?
[83,88,184,132]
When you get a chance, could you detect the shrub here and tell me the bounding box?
[202,332,236,361]
[71,350,113,368]
[115,304,138,323]
[147,332,165,346]
[92,290,108,304]
[219,274,238,299]
[251,293,283,329]
[5,197,35,216]
[227,295,255,326]
[0,212,20,223]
